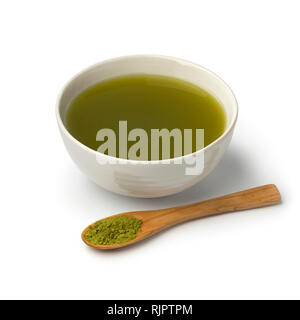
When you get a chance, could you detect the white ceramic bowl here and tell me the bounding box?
[56,55,238,198]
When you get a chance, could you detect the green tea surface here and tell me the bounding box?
[66,74,226,160]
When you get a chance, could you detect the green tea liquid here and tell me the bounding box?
[66,74,226,160]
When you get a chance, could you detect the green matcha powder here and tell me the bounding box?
[84,216,142,245]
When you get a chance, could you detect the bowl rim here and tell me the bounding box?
[56,54,238,165]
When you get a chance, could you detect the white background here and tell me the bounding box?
[0,0,299,300]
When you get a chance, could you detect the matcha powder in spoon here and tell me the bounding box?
[83,216,142,246]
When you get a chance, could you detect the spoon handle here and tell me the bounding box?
[155,184,281,227]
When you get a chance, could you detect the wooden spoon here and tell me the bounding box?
[82,184,281,250]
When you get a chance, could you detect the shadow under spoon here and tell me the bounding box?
[82,184,281,250]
